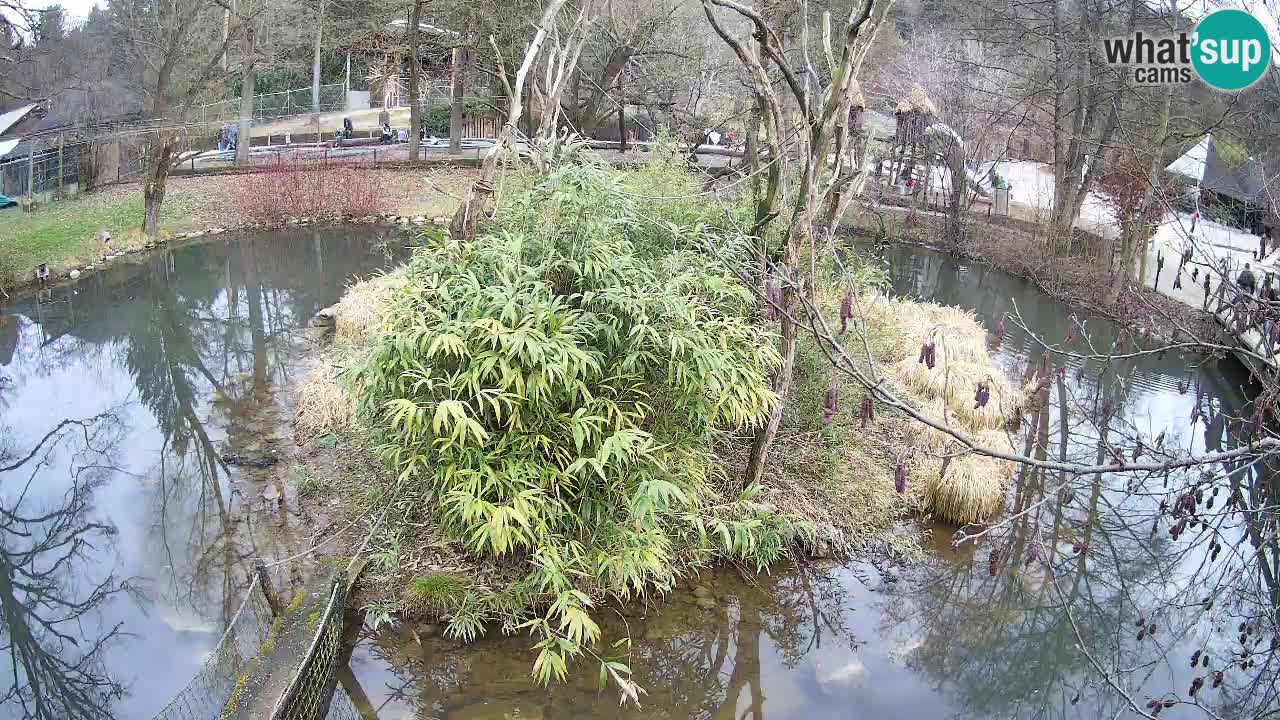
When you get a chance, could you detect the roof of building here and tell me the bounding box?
[0,104,38,137]
[1166,133,1266,204]
[0,138,19,159]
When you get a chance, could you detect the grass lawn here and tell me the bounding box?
[0,181,221,287]
[0,167,475,290]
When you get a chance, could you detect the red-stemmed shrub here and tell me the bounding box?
[231,160,391,225]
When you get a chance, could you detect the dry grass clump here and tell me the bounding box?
[922,431,1016,524]
[334,272,406,344]
[857,297,1017,525]
[756,420,927,558]
[294,361,357,439]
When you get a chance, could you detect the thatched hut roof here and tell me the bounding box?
[894,85,938,116]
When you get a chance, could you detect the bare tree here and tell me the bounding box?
[702,0,893,487]
[448,0,578,242]
[121,0,247,237]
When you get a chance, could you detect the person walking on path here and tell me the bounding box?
[1203,272,1212,309]
[1238,262,1258,296]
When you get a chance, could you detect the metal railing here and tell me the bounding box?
[149,573,276,720]
[270,573,349,720]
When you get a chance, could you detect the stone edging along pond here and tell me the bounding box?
[11,213,448,297]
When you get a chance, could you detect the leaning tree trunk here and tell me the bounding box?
[142,134,177,239]
[744,219,807,487]
[745,155,821,487]
[449,0,569,242]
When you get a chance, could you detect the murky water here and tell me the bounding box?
[0,228,408,719]
[343,245,1278,720]
[1,236,1273,719]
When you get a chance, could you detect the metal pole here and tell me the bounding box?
[57,134,65,193]
[26,141,35,203]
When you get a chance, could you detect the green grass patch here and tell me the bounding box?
[0,184,214,287]
[220,673,249,720]
[403,573,467,617]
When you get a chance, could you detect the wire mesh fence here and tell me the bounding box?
[1,137,151,204]
[0,142,86,199]
[196,84,348,125]
[323,685,363,720]
[149,574,276,720]
[270,574,348,720]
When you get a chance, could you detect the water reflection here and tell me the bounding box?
[0,228,408,718]
[348,244,1277,720]
[0,412,130,719]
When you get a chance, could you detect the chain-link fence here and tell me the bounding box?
[196,84,348,125]
[270,573,349,720]
[322,685,364,720]
[150,574,276,720]
[0,141,86,199]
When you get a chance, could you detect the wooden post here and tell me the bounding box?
[57,135,65,193]
[253,558,282,616]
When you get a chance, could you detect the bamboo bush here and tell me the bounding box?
[351,161,809,691]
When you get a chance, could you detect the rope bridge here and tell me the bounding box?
[151,561,363,720]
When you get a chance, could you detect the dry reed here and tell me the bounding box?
[294,361,356,439]
[857,296,1018,525]
[334,272,405,344]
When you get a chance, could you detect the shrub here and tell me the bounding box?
[403,573,467,617]
[352,160,806,689]
[230,161,391,225]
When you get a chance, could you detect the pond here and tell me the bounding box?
[0,235,1273,719]
[0,228,408,719]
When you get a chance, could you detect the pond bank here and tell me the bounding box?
[841,201,1220,341]
[0,166,475,294]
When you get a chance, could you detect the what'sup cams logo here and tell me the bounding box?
[1103,9,1272,91]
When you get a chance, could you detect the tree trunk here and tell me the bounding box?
[745,157,821,487]
[408,0,422,161]
[744,224,804,488]
[142,134,176,239]
[449,46,465,153]
[236,25,256,166]
[311,0,325,142]
[450,0,568,241]
[616,98,626,152]
[943,137,967,253]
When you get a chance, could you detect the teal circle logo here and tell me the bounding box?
[1192,9,1271,91]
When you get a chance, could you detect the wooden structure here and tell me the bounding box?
[888,85,937,189]
[1210,279,1280,381]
